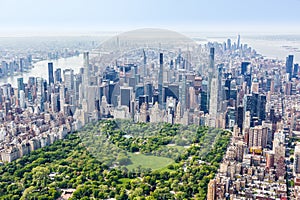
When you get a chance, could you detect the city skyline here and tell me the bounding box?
[1,0,300,36]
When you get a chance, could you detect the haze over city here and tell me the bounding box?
[1,0,300,36]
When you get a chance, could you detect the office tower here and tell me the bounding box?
[55,68,62,83]
[51,93,58,112]
[286,55,294,79]
[207,179,216,200]
[48,62,54,85]
[138,95,149,109]
[294,144,300,176]
[19,58,25,72]
[209,78,218,126]
[83,52,90,99]
[217,64,224,112]
[19,90,25,109]
[209,47,215,72]
[143,49,147,77]
[237,105,244,132]
[85,85,100,113]
[294,63,299,78]
[59,85,65,113]
[180,72,187,109]
[17,77,24,98]
[237,34,241,49]
[1,61,8,76]
[227,39,231,50]
[120,86,133,110]
[251,81,259,93]
[188,86,196,109]
[284,82,292,95]
[200,90,208,114]
[63,69,74,91]
[258,94,266,121]
[241,62,250,75]
[158,53,164,107]
[144,83,153,104]
[135,84,144,99]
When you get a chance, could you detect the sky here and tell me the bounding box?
[0,0,300,36]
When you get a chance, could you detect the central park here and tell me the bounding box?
[0,119,231,199]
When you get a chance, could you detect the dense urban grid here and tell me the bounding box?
[0,30,300,199]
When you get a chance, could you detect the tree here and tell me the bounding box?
[32,166,50,189]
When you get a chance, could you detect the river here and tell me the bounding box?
[0,54,84,88]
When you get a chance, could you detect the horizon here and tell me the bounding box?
[1,0,300,37]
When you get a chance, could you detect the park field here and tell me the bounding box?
[126,153,174,170]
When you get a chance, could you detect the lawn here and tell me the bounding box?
[126,153,174,170]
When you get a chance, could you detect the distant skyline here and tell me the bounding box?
[0,0,300,36]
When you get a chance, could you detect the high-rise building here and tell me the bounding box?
[294,63,299,78]
[83,52,90,99]
[63,69,74,91]
[227,39,231,50]
[19,90,25,109]
[143,49,147,77]
[237,105,244,132]
[241,62,250,75]
[209,78,218,126]
[237,34,241,49]
[55,68,62,83]
[17,77,24,98]
[286,55,294,79]
[48,62,54,85]
[120,86,133,111]
[208,47,215,114]
[158,53,164,107]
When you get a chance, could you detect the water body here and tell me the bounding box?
[203,34,300,62]
[0,54,84,88]
[243,35,300,62]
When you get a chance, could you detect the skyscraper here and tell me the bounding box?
[63,69,74,91]
[237,34,241,49]
[227,39,231,50]
[286,55,294,79]
[158,52,164,107]
[120,86,133,110]
[207,47,215,110]
[17,77,24,98]
[48,62,54,85]
[241,62,250,75]
[83,52,90,99]
[294,63,299,78]
[55,68,62,83]
[143,49,147,77]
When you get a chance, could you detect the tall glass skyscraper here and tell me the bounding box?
[48,62,54,85]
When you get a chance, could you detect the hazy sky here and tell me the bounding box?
[0,0,300,35]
